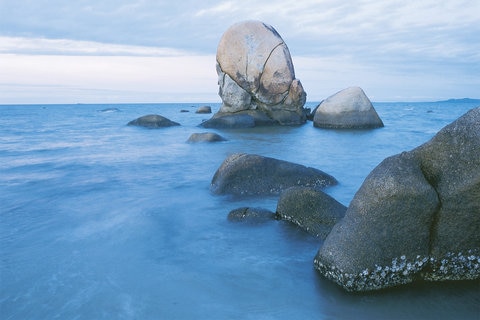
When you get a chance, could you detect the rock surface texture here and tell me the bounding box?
[276,187,347,239]
[203,20,307,128]
[314,107,480,292]
[211,153,337,196]
[127,114,180,128]
[313,87,384,129]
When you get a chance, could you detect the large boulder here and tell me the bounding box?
[314,107,480,292]
[205,20,307,128]
[276,187,347,239]
[127,114,180,128]
[313,87,384,129]
[211,153,337,196]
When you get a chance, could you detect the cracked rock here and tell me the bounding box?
[202,20,307,128]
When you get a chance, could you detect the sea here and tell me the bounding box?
[1,100,479,319]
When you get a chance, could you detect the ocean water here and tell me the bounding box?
[1,101,479,319]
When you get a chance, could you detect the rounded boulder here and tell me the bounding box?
[211,153,337,196]
[314,107,480,292]
[313,87,384,129]
[127,114,180,128]
[186,132,227,143]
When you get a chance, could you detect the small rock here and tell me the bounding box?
[276,187,346,239]
[127,114,180,128]
[195,106,212,114]
[228,207,275,224]
[186,132,227,143]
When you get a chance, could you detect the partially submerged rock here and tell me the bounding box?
[196,106,212,114]
[211,153,337,196]
[206,20,307,128]
[314,107,480,292]
[228,207,275,224]
[313,87,384,129]
[127,114,180,128]
[186,132,227,143]
[276,187,346,239]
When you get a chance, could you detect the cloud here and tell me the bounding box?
[0,36,191,56]
[0,53,219,104]
[0,0,479,103]
[194,1,240,17]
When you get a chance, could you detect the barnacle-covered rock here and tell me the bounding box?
[314,107,480,291]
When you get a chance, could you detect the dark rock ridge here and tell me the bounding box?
[228,207,275,224]
[204,20,307,128]
[127,114,180,128]
[200,110,277,128]
[314,107,480,292]
[313,87,384,129]
[211,153,337,196]
[276,187,347,239]
[186,132,227,143]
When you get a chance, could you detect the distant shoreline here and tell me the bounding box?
[0,98,479,107]
[434,98,480,103]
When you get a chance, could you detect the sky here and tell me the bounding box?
[0,0,479,104]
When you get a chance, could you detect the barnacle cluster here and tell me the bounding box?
[422,250,480,281]
[314,251,479,292]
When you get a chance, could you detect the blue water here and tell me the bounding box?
[1,102,479,319]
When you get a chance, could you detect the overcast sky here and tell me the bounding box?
[1,0,479,104]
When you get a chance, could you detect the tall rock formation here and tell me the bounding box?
[201,20,307,128]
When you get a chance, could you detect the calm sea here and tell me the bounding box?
[1,101,479,319]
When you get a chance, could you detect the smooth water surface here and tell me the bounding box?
[1,102,479,319]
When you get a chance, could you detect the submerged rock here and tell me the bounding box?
[100,107,120,113]
[276,187,346,239]
[211,153,337,196]
[314,107,480,292]
[313,87,384,129]
[186,132,227,143]
[127,114,180,128]
[206,20,307,128]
